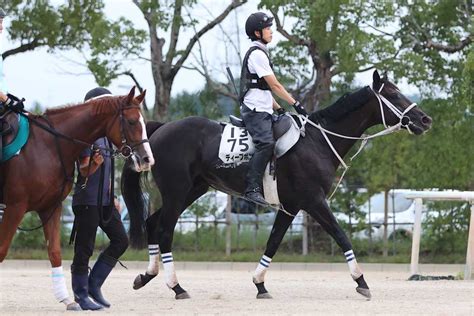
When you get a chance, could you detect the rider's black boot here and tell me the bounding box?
[244,145,273,205]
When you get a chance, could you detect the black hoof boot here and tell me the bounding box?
[133,272,157,290]
[172,283,190,299]
[254,282,272,299]
[354,275,371,300]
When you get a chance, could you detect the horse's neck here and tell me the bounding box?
[46,104,112,159]
[314,102,377,168]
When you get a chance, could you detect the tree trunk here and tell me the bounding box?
[153,80,172,121]
[304,51,333,112]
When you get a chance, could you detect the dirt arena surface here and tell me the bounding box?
[1,261,472,315]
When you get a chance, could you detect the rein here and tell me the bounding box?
[301,84,418,199]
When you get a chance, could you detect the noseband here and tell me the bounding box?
[370,83,418,134]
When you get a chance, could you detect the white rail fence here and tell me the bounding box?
[403,191,474,280]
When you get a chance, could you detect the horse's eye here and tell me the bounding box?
[128,119,138,126]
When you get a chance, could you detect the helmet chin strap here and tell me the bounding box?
[258,30,268,44]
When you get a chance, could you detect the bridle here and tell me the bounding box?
[116,102,149,158]
[87,93,149,158]
[298,83,419,199]
[370,83,418,134]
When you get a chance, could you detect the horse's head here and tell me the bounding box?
[371,70,432,135]
[108,87,155,172]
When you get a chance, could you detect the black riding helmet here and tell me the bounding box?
[245,12,273,42]
[0,9,6,18]
[84,87,112,102]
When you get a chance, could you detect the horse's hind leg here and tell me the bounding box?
[39,207,81,311]
[252,208,295,299]
[305,198,371,299]
[0,201,27,262]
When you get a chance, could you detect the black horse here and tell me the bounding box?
[122,70,432,300]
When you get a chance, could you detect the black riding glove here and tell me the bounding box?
[5,93,25,112]
[293,101,308,116]
[276,107,286,115]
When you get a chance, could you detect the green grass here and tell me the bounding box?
[8,215,467,264]
[6,246,466,264]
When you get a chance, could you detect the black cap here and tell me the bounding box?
[245,12,273,40]
[0,9,6,18]
[84,87,112,102]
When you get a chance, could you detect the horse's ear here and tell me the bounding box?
[126,86,136,105]
[373,70,381,86]
[135,89,147,104]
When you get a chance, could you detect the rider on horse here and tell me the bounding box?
[0,8,25,223]
[240,12,307,205]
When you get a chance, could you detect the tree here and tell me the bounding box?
[131,0,247,120]
[259,1,472,110]
[259,0,399,110]
[3,0,147,87]
[4,1,246,120]
[393,0,472,92]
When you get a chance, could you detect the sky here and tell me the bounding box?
[2,0,418,111]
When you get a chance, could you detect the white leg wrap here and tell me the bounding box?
[344,250,363,279]
[161,252,178,288]
[146,244,160,275]
[253,255,272,283]
[51,266,72,304]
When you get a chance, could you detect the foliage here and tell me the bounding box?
[422,201,470,257]
[11,212,70,249]
[394,0,472,93]
[168,85,224,121]
[3,0,147,86]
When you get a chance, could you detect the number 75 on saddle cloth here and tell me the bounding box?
[218,124,255,166]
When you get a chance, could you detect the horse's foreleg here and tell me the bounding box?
[158,209,190,300]
[133,209,161,290]
[40,208,81,311]
[306,199,371,299]
[253,209,295,299]
[0,202,27,262]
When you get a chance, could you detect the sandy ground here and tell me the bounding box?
[1,261,473,315]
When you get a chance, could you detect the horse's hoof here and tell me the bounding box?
[256,292,273,299]
[66,302,82,311]
[356,287,372,300]
[133,272,157,290]
[175,291,191,300]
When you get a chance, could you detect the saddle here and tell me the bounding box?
[229,114,292,139]
[218,113,302,167]
[0,111,30,162]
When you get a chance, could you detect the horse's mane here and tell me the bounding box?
[309,86,372,124]
[44,96,122,116]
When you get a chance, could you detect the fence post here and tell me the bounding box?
[410,198,423,275]
[302,211,308,256]
[464,202,474,280]
[225,194,231,256]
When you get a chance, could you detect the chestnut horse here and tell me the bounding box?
[0,87,154,310]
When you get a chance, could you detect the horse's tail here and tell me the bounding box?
[146,120,165,138]
[121,159,149,249]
